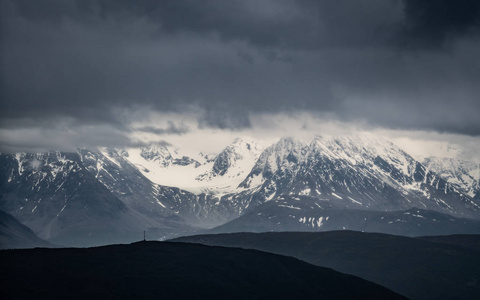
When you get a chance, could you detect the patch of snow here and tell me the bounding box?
[298,188,311,196]
[155,199,167,208]
[347,196,362,205]
[316,216,324,228]
[278,204,301,210]
[331,192,343,199]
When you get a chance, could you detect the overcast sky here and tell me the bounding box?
[1,0,479,159]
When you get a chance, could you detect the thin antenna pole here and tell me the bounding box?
[143,230,146,241]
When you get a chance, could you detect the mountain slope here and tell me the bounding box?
[239,135,480,219]
[0,210,53,249]
[173,231,480,300]
[0,241,405,300]
[87,147,262,228]
[209,195,480,236]
[1,135,479,246]
[418,234,480,250]
[0,146,264,244]
[422,156,480,199]
[0,152,197,246]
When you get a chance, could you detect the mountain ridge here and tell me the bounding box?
[172,231,480,300]
[1,135,479,246]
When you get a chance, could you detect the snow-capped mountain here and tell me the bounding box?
[138,144,202,168]
[139,144,175,167]
[238,135,479,219]
[0,138,267,245]
[195,137,264,193]
[240,137,307,191]
[121,137,264,195]
[0,151,198,246]
[1,135,479,246]
[422,156,480,200]
[210,137,265,177]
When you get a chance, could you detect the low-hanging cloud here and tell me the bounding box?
[1,0,480,152]
[136,121,190,135]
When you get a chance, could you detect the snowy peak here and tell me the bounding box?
[140,144,173,167]
[210,137,263,177]
[6,151,82,187]
[238,138,309,199]
[423,156,480,199]
[242,135,410,189]
[139,144,201,168]
[308,134,433,189]
[252,138,306,175]
[190,137,265,195]
[311,134,415,172]
[238,135,479,218]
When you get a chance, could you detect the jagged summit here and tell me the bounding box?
[239,134,479,218]
[210,137,264,177]
[140,144,173,166]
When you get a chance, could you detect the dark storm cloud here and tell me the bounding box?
[198,107,252,130]
[401,0,480,48]
[9,0,403,50]
[1,0,480,152]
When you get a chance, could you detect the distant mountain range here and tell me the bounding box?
[1,135,479,246]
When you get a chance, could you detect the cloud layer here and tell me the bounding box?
[1,0,480,151]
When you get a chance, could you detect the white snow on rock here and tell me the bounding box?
[423,156,480,198]
[121,137,265,195]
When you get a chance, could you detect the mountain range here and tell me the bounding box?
[1,135,479,246]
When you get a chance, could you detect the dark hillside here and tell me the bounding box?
[174,231,480,300]
[0,241,405,300]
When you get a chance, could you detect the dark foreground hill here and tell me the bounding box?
[418,234,480,250]
[173,231,480,300]
[0,210,53,249]
[0,241,404,300]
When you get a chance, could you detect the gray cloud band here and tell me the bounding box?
[1,0,479,143]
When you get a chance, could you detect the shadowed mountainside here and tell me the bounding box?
[173,231,480,300]
[417,234,480,250]
[0,210,53,249]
